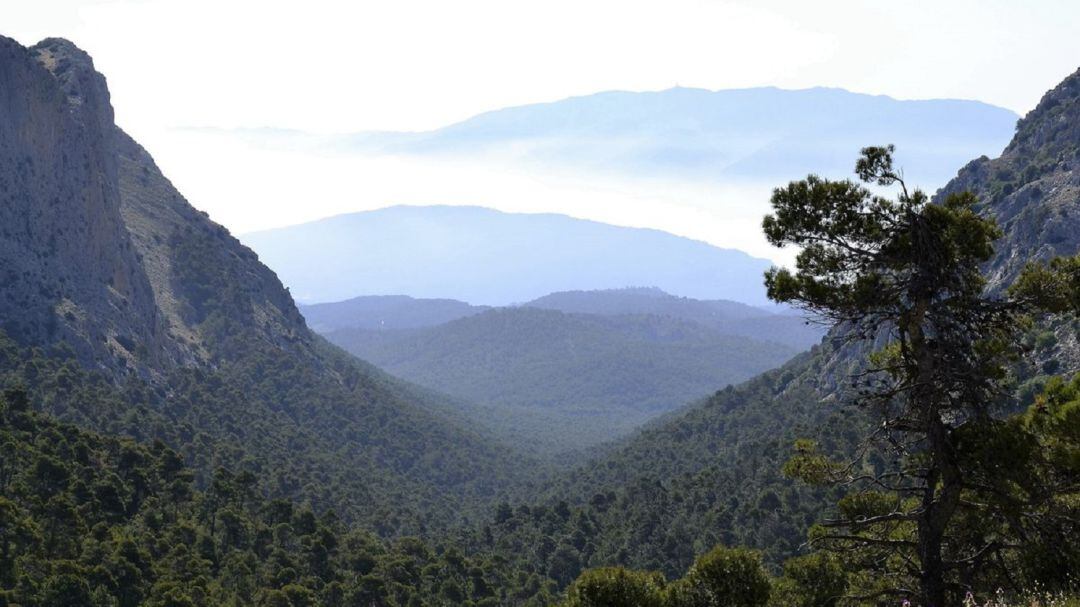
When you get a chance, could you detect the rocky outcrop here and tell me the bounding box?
[938,67,1080,292]
[0,36,171,375]
[0,35,311,377]
[936,67,1080,374]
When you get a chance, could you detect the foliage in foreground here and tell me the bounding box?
[0,385,559,607]
[761,145,1080,605]
[561,546,773,607]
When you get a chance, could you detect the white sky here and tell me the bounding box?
[4,0,1080,265]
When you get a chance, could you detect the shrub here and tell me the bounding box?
[563,567,667,607]
[671,546,771,607]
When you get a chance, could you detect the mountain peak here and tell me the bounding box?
[938,66,1080,291]
[1007,66,1080,160]
[30,36,115,133]
[32,36,94,65]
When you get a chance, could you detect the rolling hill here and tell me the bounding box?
[301,294,489,332]
[524,287,825,350]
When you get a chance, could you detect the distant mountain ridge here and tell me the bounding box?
[341,86,1017,188]
[301,294,489,332]
[524,287,824,350]
[304,287,825,350]
[244,205,779,305]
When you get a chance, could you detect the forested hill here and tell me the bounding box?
[0,374,551,606]
[524,287,824,350]
[0,35,533,534]
[324,307,799,453]
[480,66,1080,582]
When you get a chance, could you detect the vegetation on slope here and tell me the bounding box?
[525,287,825,351]
[300,295,488,333]
[0,329,535,537]
[0,383,560,607]
[325,307,798,453]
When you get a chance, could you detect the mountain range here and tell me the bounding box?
[472,67,1080,581]
[240,89,1019,309]
[242,205,781,305]
[256,85,1019,189]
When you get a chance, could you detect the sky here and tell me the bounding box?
[4,0,1080,264]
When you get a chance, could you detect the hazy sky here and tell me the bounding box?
[4,0,1080,264]
[6,0,1079,132]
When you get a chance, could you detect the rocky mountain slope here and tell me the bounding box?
[0,38,173,375]
[0,35,532,532]
[940,67,1080,290]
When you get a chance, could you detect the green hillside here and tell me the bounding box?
[324,307,798,453]
[524,287,825,350]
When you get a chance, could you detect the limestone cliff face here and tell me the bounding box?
[938,67,1080,292]
[936,67,1080,372]
[0,36,171,374]
[0,35,309,377]
[0,36,530,527]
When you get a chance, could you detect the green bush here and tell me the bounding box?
[670,546,771,607]
[769,553,847,607]
[563,567,666,607]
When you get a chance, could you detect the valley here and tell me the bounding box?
[1,20,1079,607]
[308,289,821,453]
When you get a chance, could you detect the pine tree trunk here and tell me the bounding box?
[917,416,963,607]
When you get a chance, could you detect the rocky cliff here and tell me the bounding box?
[939,67,1080,291]
[0,37,172,374]
[0,35,313,377]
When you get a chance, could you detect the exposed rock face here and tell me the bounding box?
[0,37,171,374]
[937,67,1080,373]
[0,35,312,378]
[938,67,1080,292]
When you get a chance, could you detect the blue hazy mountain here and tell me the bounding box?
[346,86,1018,188]
[242,205,777,306]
